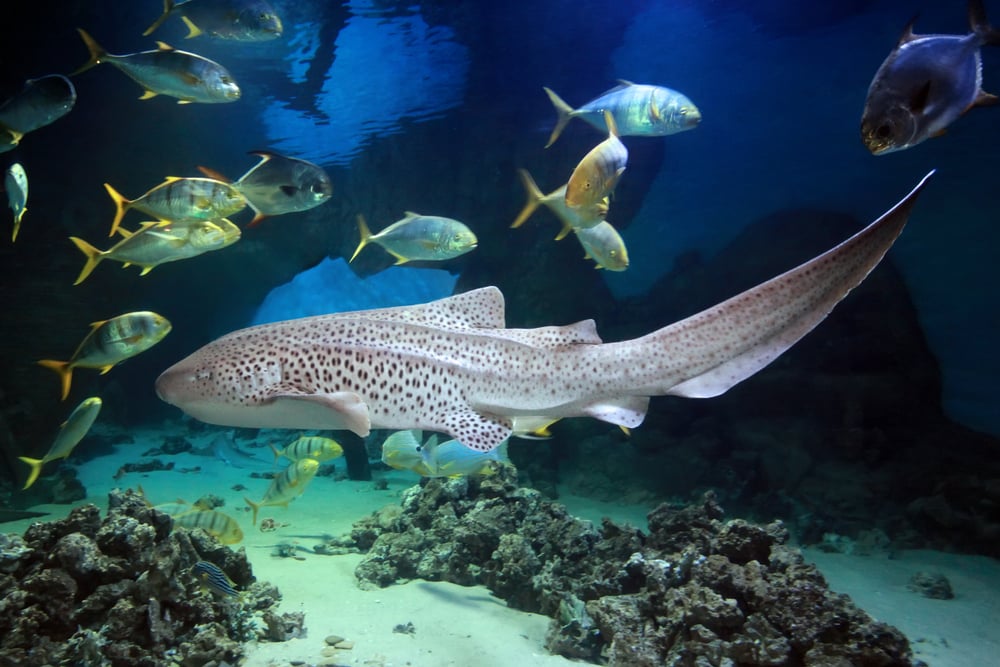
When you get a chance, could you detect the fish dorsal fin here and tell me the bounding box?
[197,165,231,183]
[163,176,184,184]
[616,78,636,87]
[898,16,920,45]
[402,211,422,219]
[155,41,175,52]
[326,287,507,330]
[248,150,281,162]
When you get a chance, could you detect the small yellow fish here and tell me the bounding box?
[245,458,319,525]
[574,221,629,271]
[5,163,28,241]
[69,218,241,284]
[38,311,172,400]
[511,168,605,239]
[172,508,244,545]
[565,111,628,214]
[350,212,477,264]
[19,397,102,489]
[270,435,343,463]
[103,177,246,237]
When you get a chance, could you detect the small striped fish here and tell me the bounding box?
[245,458,320,525]
[103,177,246,237]
[191,560,238,597]
[271,435,343,463]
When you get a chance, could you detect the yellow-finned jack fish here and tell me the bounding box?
[543,81,701,148]
[861,0,1000,155]
[270,435,343,463]
[69,218,241,284]
[155,174,933,452]
[172,508,244,544]
[350,213,478,265]
[382,430,510,478]
[145,0,283,42]
[380,430,436,476]
[5,163,27,241]
[574,221,629,272]
[0,75,77,144]
[245,458,319,525]
[564,111,628,216]
[73,29,241,104]
[511,168,605,238]
[103,177,246,237]
[191,560,239,598]
[40,311,172,400]
[19,397,102,489]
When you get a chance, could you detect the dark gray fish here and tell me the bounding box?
[0,75,76,136]
[191,560,239,597]
[209,430,271,469]
[144,0,283,41]
[861,0,1000,154]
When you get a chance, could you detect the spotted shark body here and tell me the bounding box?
[156,173,933,451]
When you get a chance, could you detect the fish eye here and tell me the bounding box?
[875,124,893,139]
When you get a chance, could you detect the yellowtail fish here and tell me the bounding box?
[145,0,283,41]
[103,177,246,237]
[270,435,343,463]
[0,75,77,140]
[861,0,1000,155]
[172,508,244,544]
[39,311,172,400]
[0,125,24,154]
[350,212,478,265]
[543,80,701,147]
[73,29,241,104]
[380,430,436,476]
[565,112,628,215]
[69,218,241,284]
[244,458,319,525]
[574,222,629,272]
[191,560,239,597]
[18,397,102,489]
[155,173,933,452]
[511,168,605,238]
[5,163,28,241]
[199,151,332,227]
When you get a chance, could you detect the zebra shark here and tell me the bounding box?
[156,172,933,452]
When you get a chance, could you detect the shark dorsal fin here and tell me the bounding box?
[324,287,507,330]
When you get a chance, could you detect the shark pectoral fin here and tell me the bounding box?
[440,408,512,453]
[581,396,648,428]
[262,389,371,436]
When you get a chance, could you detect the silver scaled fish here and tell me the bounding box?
[155,171,933,453]
[74,29,241,104]
[270,435,343,463]
[40,311,172,400]
[350,212,478,264]
[69,218,241,284]
[564,111,628,216]
[0,75,76,146]
[511,168,605,238]
[543,80,701,147]
[103,177,246,237]
[861,0,1000,154]
[244,458,320,525]
[144,0,283,41]
[574,221,629,272]
[172,508,244,544]
[18,397,102,489]
[5,163,28,241]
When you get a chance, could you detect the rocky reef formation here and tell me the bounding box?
[352,469,914,666]
[0,489,300,667]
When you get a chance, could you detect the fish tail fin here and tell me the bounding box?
[142,0,175,37]
[37,359,73,401]
[244,496,260,526]
[73,28,107,75]
[102,183,130,237]
[11,218,22,242]
[69,236,105,285]
[350,215,372,262]
[970,0,1000,45]
[542,87,575,148]
[511,169,543,228]
[269,444,283,464]
[18,457,45,490]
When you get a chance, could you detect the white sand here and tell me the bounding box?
[7,427,1000,666]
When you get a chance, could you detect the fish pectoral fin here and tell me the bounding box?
[98,364,116,375]
[440,407,512,453]
[581,396,649,428]
[139,90,159,100]
[260,386,371,436]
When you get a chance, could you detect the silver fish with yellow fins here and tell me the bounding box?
[155,173,933,453]
[5,163,28,241]
[565,111,628,216]
[19,397,102,489]
[39,311,172,400]
[380,430,436,476]
[511,168,605,238]
[69,218,241,284]
[350,212,478,265]
[73,29,241,104]
[861,0,1000,155]
[383,430,511,478]
[198,151,332,227]
[144,0,283,41]
[574,221,629,272]
[543,80,701,148]
[270,435,343,463]
[103,177,246,237]
[172,508,244,544]
[245,457,319,525]
[0,75,77,144]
